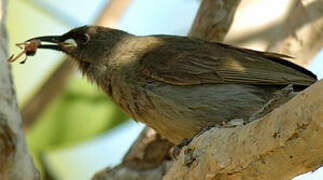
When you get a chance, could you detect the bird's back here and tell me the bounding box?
[106,34,317,143]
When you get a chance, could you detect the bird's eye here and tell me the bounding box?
[79,33,90,44]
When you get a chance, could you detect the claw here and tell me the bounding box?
[172,138,192,159]
[172,126,215,159]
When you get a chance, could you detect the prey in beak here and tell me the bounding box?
[7,35,76,64]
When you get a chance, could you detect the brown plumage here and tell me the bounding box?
[25,26,317,143]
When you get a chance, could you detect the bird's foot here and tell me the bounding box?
[172,138,192,159]
[172,126,215,159]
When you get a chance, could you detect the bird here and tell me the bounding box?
[23,25,317,144]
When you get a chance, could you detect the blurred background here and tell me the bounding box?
[7,0,322,179]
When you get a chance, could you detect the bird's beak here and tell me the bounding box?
[26,35,77,52]
[26,35,63,51]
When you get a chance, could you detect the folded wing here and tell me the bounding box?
[141,36,317,87]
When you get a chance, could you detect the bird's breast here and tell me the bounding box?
[108,70,278,143]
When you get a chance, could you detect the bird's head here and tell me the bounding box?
[27,25,131,81]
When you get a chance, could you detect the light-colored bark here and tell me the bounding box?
[164,80,323,180]
[0,0,39,179]
[189,0,241,41]
[266,0,323,66]
[228,0,323,67]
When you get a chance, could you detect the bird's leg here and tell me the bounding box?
[172,126,216,159]
[248,84,296,123]
[172,84,296,158]
[172,138,192,159]
[172,118,247,159]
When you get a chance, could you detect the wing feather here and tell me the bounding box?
[141,36,317,87]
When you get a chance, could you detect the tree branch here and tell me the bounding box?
[92,127,173,180]
[227,0,323,67]
[266,0,323,66]
[164,80,323,180]
[189,0,241,41]
[0,0,39,179]
[95,0,132,28]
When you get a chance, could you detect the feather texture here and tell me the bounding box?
[141,35,316,87]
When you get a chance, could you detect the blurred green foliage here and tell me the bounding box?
[26,75,129,153]
[25,75,129,176]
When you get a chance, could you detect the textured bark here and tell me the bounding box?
[164,80,323,180]
[0,0,39,179]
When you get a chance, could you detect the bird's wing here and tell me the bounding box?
[141,37,317,86]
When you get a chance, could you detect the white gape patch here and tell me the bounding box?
[62,38,78,47]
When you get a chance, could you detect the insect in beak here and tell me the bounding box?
[7,40,41,64]
[7,35,66,64]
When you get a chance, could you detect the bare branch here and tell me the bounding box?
[121,127,173,170]
[267,0,323,66]
[189,0,241,41]
[0,0,39,179]
[227,0,323,67]
[165,80,323,180]
[95,0,132,27]
[92,127,173,180]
